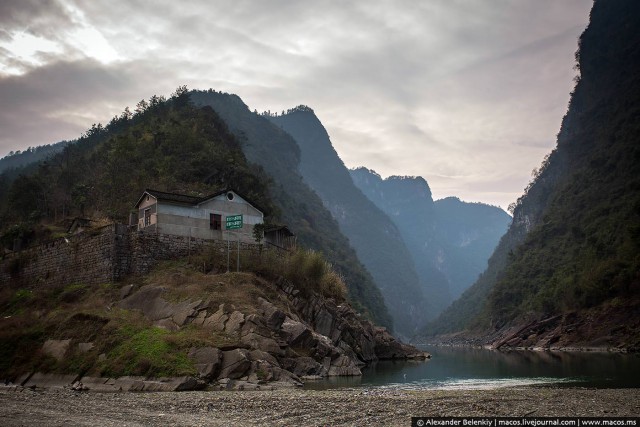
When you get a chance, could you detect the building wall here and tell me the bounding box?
[138,195,157,210]
[153,191,263,243]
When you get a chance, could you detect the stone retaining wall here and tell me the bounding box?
[0,225,117,287]
[0,225,281,288]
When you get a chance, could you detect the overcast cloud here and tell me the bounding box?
[0,0,592,210]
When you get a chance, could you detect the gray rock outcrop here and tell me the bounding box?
[30,273,428,391]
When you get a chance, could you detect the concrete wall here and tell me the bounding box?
[0,225,282,289]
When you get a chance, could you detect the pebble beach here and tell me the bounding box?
[1,386,638,426]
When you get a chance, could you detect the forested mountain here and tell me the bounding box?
[350,168,510,315]
[265,107,431,336]
[0,88,391,329]
[0,88,274,247]
[422,0,640,348]
[190,90,392,329]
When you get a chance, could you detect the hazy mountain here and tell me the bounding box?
[350,168,510,315]
[264,106,431,336]
[422,0,640,349]
[434,197,512,298]
[190,91,393,329]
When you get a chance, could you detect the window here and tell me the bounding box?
[210,213,222,230]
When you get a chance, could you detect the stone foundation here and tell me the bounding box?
[0,224,281,288]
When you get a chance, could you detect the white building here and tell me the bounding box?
[134,189,264,243]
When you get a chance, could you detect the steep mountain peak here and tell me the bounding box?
[386,175,433,201]
[189,90,393,329]
[351,167,433,206]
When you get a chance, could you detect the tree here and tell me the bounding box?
[252,223,266,244]
[171,85,190,108]
[135,99,148,115]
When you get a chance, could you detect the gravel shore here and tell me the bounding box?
[1,386,638,426]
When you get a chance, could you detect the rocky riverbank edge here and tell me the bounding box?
[417,299,640,352]
[1,385,638,426]
[416,338,637,353]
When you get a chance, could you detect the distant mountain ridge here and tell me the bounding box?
[350,168,510,313]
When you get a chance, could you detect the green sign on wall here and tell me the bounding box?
[225,214,243,230]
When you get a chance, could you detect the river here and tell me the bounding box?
[305,346,640,390]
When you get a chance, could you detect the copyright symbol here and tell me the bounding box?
[417,420,425,427]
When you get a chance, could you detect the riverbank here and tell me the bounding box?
[418,297,640,353]
[1,386,638,426]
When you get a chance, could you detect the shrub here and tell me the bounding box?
[284,249,347,301]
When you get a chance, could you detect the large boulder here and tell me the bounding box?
[249,349,279,365]
[314,307,336,338]
[281,318,313,347]
[258,297,287,330]
[188,347,222,380]
[373,327,429,359]
[224,311,245,336]
[240,314,284,355]
[117,285,207,329]
[218,348,252,379]
[171,299,203,326]
[118,286,173,320]
[281,356,327,377]
[203,304,233,331]
[241,333,283,356]
[328,355,362,376]
[42,339,72,361]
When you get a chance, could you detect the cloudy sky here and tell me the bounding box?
[0,0,592,210]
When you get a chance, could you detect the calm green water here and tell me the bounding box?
[305,346,640,390]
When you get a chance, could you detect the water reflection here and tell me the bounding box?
[304,347,640,390]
